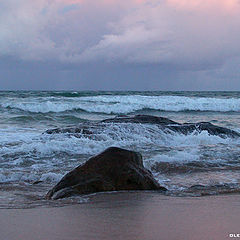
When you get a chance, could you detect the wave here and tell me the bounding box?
[1,124,239,179]
[1,122,240,200]
[1,101,79,113]
[0,171,64,184]
[1,95,240,113]
[5,115,87,126]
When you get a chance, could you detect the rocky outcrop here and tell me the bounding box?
[166,121,240,138]
[46,147,166,200]
[45,114,240,139]
[101,114,179,125]
[45,126,93,135]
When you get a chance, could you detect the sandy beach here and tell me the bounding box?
[0,192,239,240]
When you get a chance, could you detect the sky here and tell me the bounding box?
[0,0,240,91]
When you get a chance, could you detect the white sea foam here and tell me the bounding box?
[0,125,238,161]
[0,171,38,183]
[40,172,64,183]
[154,171,240,191]
[0,171,64,183]
[145,130,240,168]
[1,95,240,113]
[1,124,239,184]
[0,124,166,160]
[1,100,75,113]
[81,95,240,113]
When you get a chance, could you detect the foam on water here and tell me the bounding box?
[39,172,65,183]
[1,95,240,113]
[80,95,240,113]
[1,123,239,185]
[155,170,240,193]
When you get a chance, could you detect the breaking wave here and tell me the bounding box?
[0,123,239,185]
[1,95,240,113]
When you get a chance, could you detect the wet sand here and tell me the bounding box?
[0,192,239,240]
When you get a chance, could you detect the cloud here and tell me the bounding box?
[167,0,240,13]
[0,0,240,72]
[80,0,240,70]
[0,0,130,61]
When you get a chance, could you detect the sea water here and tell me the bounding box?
[0,91,240,208]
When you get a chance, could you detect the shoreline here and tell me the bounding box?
[0,192,239,240]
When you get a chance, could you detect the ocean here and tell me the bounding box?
[0,91,240,208]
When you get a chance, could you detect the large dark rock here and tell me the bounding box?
[46,147,166,200]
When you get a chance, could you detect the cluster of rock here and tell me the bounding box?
[45,114,240,138]
[45,115,240,199]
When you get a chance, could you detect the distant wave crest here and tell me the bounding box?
[1,95,240,113]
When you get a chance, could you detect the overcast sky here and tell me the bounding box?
[1,0,240,91]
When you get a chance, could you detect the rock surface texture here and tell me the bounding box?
[46,147,166,200]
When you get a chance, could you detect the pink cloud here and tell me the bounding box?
[167,0,240,13]
[1,0,240,70]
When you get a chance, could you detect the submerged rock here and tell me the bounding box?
[167,121,240,138]
[45,114,240,139]
[46,147,166,200]
[45,126,93,135]
[102,115,240,138]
